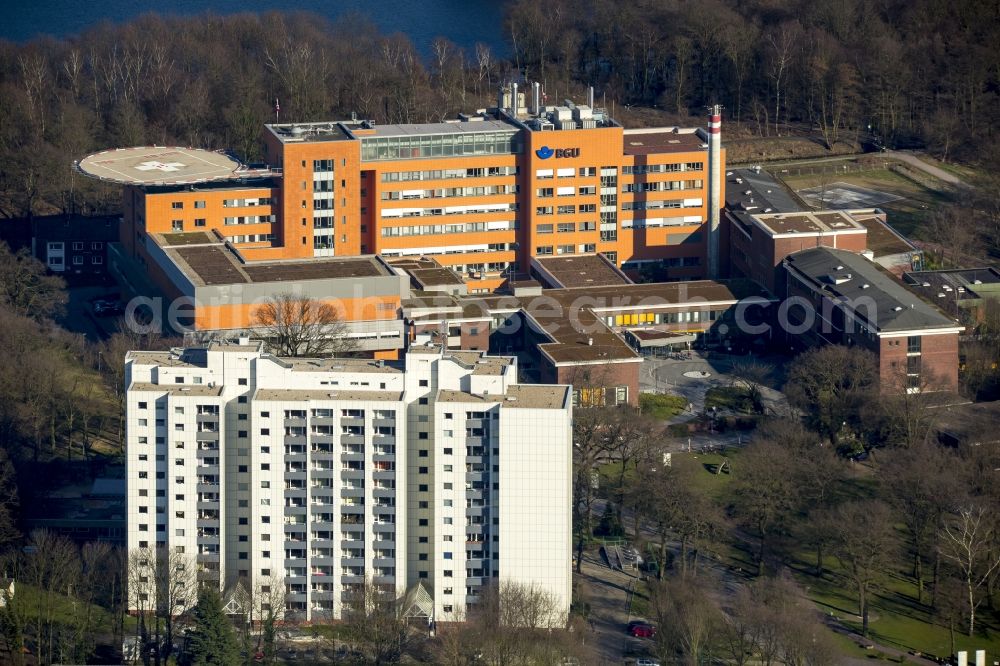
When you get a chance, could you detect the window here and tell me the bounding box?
[444,570,453,577]
[91,241,103,250]
[238,378,248,386]
[92,256,103,265]
[172,220,183,232]
[907,336,921,354]
[419,553,428,561]
[72,241,84,251]
[419,379,428,387]
[419,466,428,474]
[418,398,428,405]
[419,450,428,457]
[419,519,428,526]
[194,218,206,227]
[172,202,184,209]
[537,224,553,234]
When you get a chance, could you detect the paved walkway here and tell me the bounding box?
[884,151,967,188]
[576,551,635,665]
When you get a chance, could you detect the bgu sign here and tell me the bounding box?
[535,146,580,159]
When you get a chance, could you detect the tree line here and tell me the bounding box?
[0,11,506,219]
[505,0,1000,165]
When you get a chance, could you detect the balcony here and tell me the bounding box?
[312,556,335,567]
[373,557,395,568]
[340,486,364,498]
[196,500,219,511]
[340,556,365,568]
[312,416,335,427]
[197,552,220,563]
[340,434,365,447]
[372,470,395,481]
[196,482,220,493]
[312,434,335,446]
[465,436,486,448]
[372,418,395,429]
[196,447,218,458]
[196,518,220,529]
[195,431,219,443]
[372,522,395,534]
[284,435,307,446]
[197,534,220,545]
[341,451,365,464]
[374,506,396,518]
[372,487,395,499]
[341,416,365,428]
[283,416,307,428]
[341,574,364,585]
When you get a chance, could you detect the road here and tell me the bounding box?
[639,352,789,419]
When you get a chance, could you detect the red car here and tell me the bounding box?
[629,623,656,638]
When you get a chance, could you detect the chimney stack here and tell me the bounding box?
[533,81,541,115]
[707,104,722,279]
[497,85,505,115]
[587,86,595,109]
[511,82,519,115]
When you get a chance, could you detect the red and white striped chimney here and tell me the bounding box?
[707,105,722,279]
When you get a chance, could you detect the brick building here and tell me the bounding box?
[783,247,963,392]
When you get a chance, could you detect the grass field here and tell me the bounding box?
[639,393,687,420]
[780,167,955,238]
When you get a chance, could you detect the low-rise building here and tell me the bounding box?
[782,247,963,392]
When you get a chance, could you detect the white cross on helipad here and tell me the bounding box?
[135,161,186,172]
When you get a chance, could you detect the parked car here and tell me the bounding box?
[636,659,662,666]
[629,622,656,638]
[93,299,124,316]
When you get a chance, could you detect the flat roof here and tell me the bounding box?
[403,278,770,365]
[533,254,633,288]
[622,130,707,156]
[502,384,570,409]
[753,210,866,236]
[851,213,915,256]
[903,268,1000,302]
[366,118,518,138]
[784,247,960,333]
[409,267,466,288]
[77,147,241,185]
[280,358,403,374]
[265,122,354,144]
[725,168,802,214]
[159,231,219,246]
[255,389,404,402]
[129,382,224,396]
[162,239,391,287]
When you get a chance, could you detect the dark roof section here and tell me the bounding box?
[242,258,386,283]
[172,245,249,285]
[532,254,633,288]
[622,131,706,156]
[851,213,915,256]
[903,267,1000,302]
[725,168,802,214]
[784,247,960,333]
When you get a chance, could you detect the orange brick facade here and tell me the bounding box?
[120,116,725,294]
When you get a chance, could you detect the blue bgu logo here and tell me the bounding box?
[535,146,580,159]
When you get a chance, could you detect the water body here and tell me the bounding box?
[1,0,508,58]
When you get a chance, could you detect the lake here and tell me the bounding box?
[1,0,508,58]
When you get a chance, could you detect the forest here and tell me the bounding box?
[1,0,999,221]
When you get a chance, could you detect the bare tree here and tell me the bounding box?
[340,576,415,665]
[464,581,572,666]
[730,359,773,414]
[939,505,1000,636]
[831,501,896,637]
[650,574,722,665]
[251,293,358,358]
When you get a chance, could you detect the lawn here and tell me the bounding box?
[779,167,956,239]
[639,393,687,420]
[704,386,754,413]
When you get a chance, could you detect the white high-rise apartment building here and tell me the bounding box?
[125,340,572,624]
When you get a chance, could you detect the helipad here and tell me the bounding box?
[76,146,241,186]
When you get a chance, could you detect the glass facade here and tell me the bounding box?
[361,132,521,162]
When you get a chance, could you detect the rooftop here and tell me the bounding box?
[851,212,916,256]
[265,122,354,144]
[254,388,404,402]
[502,384,570,409]
[129,382,224,396]
[725,168,802,214]
[622,129,707,156]
[784,247,961,333]
[76,146,241,185]
[279,357,403,374]
[903,267,1000,302]
[366,118,518,138]
[532,254,633,288]
[752,210,867,236]
[160,238,392,287]
[404,278,769,365]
